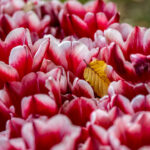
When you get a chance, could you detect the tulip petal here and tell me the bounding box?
[66,1,86,19]
[90,109,111,129]
[72,78,94,98]
[96,12,108,30]
[0,14,16,35]
[131,95,146,112]
[103,2,117,19]
[9,45,33,78]
[0,61,19,82]
[125,27,145,58]
[89,124,108,145]
[70,15,89,37]
[46,77,62,107]
[104,28,124,47]
[7,117,25,138]
[84,12,97,38]
[21,94,57,119]
[61,97,97,126]
[110,94,134,114]
[143,28,150,54]
[5,28,32,61]
[108,12,120,26]
[32,38,50,71]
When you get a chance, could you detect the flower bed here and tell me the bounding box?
[0,0,150,149]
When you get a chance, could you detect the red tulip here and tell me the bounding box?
[59,0,119,38]
[79,108,124,150]
[5,71,50,115]
[47,35,99,78]
[108,80,148,100]
[90,108,123,129]
[0,28,50,85]
[101,24,150,83]
[1,0,150,149]
[46,67,68,106]
[103,80,150,114]
[0,0,53,40]
[21,94,57,119]
[67,71,94,98]
[22,115,81,150]
[61,97,97,126]
[0,0,25,15]
[109,112,150,149]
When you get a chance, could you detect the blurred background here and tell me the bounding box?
[78,0,150,27]
[109,0,150,27]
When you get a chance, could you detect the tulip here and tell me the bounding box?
[47,35,99,78]
[108,112,150,149]
[22,115,81,150]
[0,28,50,85]
[101,80,150,114]
[101,24,150,83]
[59,0,119,38]
[61,97,97,126]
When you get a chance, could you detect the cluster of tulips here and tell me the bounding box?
[0,0,150,149]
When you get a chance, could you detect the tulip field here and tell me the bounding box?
[1,0,150,149]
